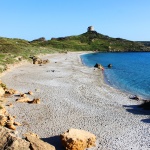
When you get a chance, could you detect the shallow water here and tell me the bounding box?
[81,52,150,99]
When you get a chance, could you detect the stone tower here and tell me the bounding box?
[87,26,94,32]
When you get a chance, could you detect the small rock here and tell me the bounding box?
[0,115,7,126]
[42,59,50,64]
[28,98,40,104]
[7,103,13,107]
[27,91,33,95]
[7,115,15,121]
[16,97,30,103]
[129,95,140,100]
[14,122,22,126]
[6,120,16,130]
[108,64,112,68]
[13,116,16,119]
[20,93,27,97]
[35,89,40,92]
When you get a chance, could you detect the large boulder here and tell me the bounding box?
[24,132,55,150]
[60,128,96,150]
[0,126,30,150]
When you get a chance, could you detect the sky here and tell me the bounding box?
[0,0,150,41]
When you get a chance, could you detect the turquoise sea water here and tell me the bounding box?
[81,52,150,99]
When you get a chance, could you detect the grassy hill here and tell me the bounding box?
[31,31,147,52]
[0,30,149,72]
[0,37,59,72]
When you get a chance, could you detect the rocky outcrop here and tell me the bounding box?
[24,132,55,150]
[31,37,46,42]
[30,56,50,65]
[0,126,30,150]
[0,82,54,149]
[0,127,56,150]
[60,128,96,150]
[0,105,21,130]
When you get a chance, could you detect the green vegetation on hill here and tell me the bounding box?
[0,37,59,72]
[31,31,147,52]
[0,31,149,72]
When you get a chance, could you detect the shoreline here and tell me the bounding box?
[81,52,150,100]
[1,52,150,150]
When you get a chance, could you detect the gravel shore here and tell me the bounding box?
[1,52,150,150]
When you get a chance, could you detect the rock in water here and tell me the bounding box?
[108,64,112,68]
[6,120,16,130]
[94,63,104,70]
[24,132,55,150]
[60,128,96,150]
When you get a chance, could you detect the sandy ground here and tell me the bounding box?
[1,52,150,150]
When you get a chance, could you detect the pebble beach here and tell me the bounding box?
[1,52,150,150]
